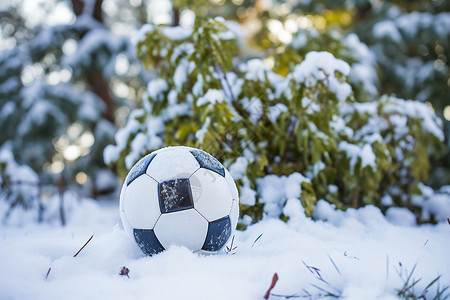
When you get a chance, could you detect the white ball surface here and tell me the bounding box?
[122,175,160,229]
[154,209,208,251]
[120,146,239,256]
[191,168,233,221]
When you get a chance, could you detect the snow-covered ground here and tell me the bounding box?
[1,197,449,300]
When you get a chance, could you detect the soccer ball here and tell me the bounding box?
[120,146,239,256]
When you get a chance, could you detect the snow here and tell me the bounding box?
[0,101,15,119]
[309,161,326,178]
[344,34,378,97]
[220,71,244,103]
[382,96,444,141]
[282,197,305,223]
[0,145,39,207]
[302,97,320,112]
[215,30,235,41]
[0,77,20,95]
[287,51,352,102]
[410,185,450,222]
[385,207,417,226]
[396,12,432,38]
[421,193,450,222]
[256,173,311,218]
[169,90,179,107]
[147,78,168,101]
[242,59,267,81]
[161,26,193,40]
[351,102,378,115]
[239,185,257,206]
[292,51,350,83]
[126,132,149,169]
[373,20,402,43]
[257,175,286,218]
[391,12,450,42]
[62,28,126,78]
[18,101,53,133]
[268,103,288,123]
[243,97,263,123]
[195,117,211,144]
[192,74,204,96]
[285,172,309,199]
[330,115,354,138]
[173,59,190,90]
[241,59,283,86]
[338,141,376,170]
[77,91,103,122]
[197,89,226,106]
[95,169,119,193]
[434,13,450,39]
[291,31,307,49]
[1,197,449,300]
[329,78,352,103]
[132,24,154,46]
[104,109,144,166]
[381,194,394,206]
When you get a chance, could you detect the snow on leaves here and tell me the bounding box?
[107,16,445,224]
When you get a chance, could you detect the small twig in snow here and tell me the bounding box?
[73,235,94,257]
[264,273,279,299]
[44,235,93,281]
[45,267,52,280]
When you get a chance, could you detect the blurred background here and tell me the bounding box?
[0,0,449,223]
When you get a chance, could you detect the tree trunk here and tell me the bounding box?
[57,175,66,226]
[70,0,114,124]
[71,0,103,22]
[173,7,180,26]
[88,71,115,123]
[70,0,115,199]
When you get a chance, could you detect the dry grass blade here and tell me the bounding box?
[328,255,341,276]
[252,233,263,248]
[264,273,279,299]
[310,283,341,298]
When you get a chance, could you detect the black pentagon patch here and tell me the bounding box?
[158,179,194,213]
[190,149,225,177]
[134,228,165,256]
[202,216,231,252]
[126,153,157,186]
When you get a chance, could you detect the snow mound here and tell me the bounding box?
[1,197,449,300]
